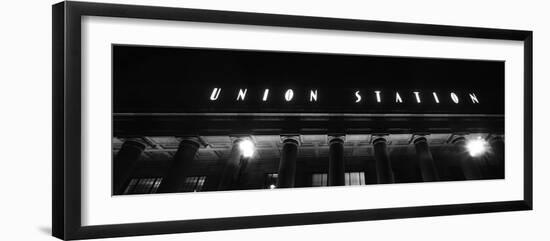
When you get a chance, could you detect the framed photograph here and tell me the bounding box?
[52,1,533,240]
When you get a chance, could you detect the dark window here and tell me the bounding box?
[265,173,278,189]
[181,176,207,192]
[123,177,163,194]
[311,173,328,187]
[345,172,366,186]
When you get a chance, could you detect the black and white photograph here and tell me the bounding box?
[112,45,505,195]
[42,1,539,240]
[5,0,550,239]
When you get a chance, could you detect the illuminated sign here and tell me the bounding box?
[113,45,504,115]
[209,88,480,105]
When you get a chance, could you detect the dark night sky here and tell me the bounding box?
[113,45,504,114]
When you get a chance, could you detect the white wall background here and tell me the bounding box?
[0,0,547,240]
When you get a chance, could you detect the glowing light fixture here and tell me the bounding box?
[239,139,255,158]
[465,137,488,157]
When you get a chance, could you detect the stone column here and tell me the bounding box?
[489,136,505,178]
[413,136,440,182]
[113,139,146,195]
[373,137,394,184]
[328,136,345,186]
[156,137,201,193]
[452,136,482,180]
[276,136,300,188]
[218,138,247,190]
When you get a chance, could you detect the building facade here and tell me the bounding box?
[111,45,505,195]
[113,132,504,195]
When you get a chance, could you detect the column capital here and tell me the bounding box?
[372,137,388,145]
[412,134,429,145]
[371,133,390,145]
[280,135,300,146]
[328,135,345,144]
[450,134,467,144]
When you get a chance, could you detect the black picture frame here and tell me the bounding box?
[52,1,533,240]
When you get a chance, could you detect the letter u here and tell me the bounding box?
[210,88,221,101]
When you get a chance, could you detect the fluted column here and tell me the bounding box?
[156,137,201,193]
[373,137,394,184]
[489,136,505,178]
[113,139,146,195]
[218,138,248,190]
[276,136,300,188]
[328,136,345,186]
[452,136,482,180]
[413,136,439,182]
